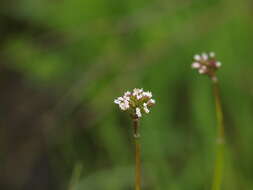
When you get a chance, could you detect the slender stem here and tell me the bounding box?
[211,78,225,190]
[68,162,82,190]
[133,118,141,190]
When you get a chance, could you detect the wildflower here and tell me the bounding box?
[143,103,150,113]
[114,89,155,190]
[192,52,221,81]
[147,99,155,106]
[191,51,226,189]
[136,107,142,118]
[114,88,155,118]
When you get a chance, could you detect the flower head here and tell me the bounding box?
[192,52,221,80]
[114,88,155,118]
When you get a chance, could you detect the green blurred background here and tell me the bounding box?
[0,0,253,189]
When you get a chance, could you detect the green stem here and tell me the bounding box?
[68,162,82,190]
[133,118,141,190]
[211,78,225,190]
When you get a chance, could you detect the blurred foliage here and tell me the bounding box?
[0,0,253,189]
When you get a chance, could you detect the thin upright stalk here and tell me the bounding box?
[133,118,141,190]
[211,78,225,190]
[68,162,82,190]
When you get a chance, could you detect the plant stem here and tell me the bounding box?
[68,162,82,190]
[211,78,225,190]
[133,118,141,190]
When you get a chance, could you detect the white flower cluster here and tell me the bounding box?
[192,52,221,75]
[114,88,155,118]
[114,91,131,111]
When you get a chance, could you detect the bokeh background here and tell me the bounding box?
[1,0,253,189]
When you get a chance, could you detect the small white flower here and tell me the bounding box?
[194,54,201,61]
[143,91,152,98]
[209,52,215,57]
[132,90,138,96]
[133,88,143,96]
[124,91,131,96]
[198,69,205,74]
[137,94,143,100]
[143,103,150,113]
[124,99,129,106]
[118,104,124,110]
[136,107,142,118]
[192,62,200,69]
[202,52,208,61]
[148,99,155,105]
[199,66,207,74]
[119,100,129,110]
[114,99,121,104]
[216,62,222,67]
[114,95,130,111]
